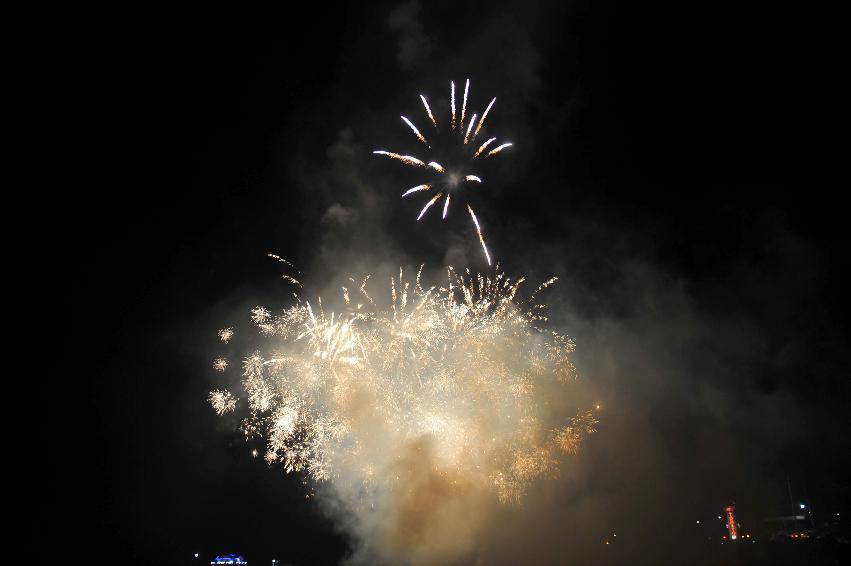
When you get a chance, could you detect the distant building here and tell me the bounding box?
[763,513,810,540]
[211,554,247,565]
[724,504,739,541]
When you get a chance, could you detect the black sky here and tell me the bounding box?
[58,2,847,564]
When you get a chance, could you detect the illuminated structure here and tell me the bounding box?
[724,503,738,541]
[211,554,247,565]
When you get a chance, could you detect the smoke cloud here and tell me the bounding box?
[199,3,844,565]
[387,1,430,68]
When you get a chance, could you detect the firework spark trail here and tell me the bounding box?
[279,274,303,288]
[463,113,477,144]
[450,81,456,130]
[474,97,496,139]
[486,142,513,157]
[210,265,597,507]
[467,204,491,266]
[460,78,470,131]
[419,94,437,129]
[401,116,427,145]
[473,137,497,159]
[417,192,444,221]
[268,254,298,269]
[402,184,431,197]
[375,80,513,265]
[373,151,425,167]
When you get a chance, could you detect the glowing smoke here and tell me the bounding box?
[210,263,597,563]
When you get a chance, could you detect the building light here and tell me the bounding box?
[211,554,248,565]
[724,504,738,541]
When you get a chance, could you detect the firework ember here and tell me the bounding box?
[374,79,513,265]
[218,327,234,344]
[210,263,597,505]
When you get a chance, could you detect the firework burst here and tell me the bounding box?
[210,262,597,504]
[218,327,234,344]
[374,80,512,265]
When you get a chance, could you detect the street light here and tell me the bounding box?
[799,503,806,509]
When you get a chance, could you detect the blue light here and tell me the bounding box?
[211,554,247,565]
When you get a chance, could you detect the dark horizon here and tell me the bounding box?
[57,2,847,564]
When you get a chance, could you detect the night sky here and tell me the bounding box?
[63,2,847,564]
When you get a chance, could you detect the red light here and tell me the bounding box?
[724,505,738,540]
